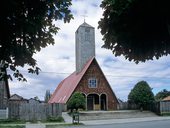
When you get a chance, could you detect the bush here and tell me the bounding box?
[0,119,25,124]
[67,92,85,112]
[46,116,64,122]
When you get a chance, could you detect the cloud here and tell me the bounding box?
[9,0,170,101]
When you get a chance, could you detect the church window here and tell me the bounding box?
[88,78,97,88]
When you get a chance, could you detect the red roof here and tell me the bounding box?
[48,57,94,103]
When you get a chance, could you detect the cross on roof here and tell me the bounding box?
[81,15,88,22]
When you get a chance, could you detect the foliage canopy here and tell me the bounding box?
[155,89,170,101]
[99,0,170,63]
[67,92,85,112]
[128,81,155,109]
[44,90,51,103]
[0,0,73,81]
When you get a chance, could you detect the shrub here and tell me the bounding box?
[67,92,85,112]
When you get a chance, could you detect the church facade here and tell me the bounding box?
[49,22,118,110]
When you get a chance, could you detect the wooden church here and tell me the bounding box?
[49,22,118,110]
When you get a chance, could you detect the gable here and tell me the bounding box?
[9,94,23,100]
[48,57,94,104]
[74,59,118,103]
[49,57,118,104]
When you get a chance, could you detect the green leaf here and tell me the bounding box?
[0,0,73,81]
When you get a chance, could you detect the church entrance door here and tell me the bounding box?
[87,94,99,110]
[100,94,107,110]
[87,96,93,110]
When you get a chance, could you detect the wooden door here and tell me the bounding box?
[87,96,93,110]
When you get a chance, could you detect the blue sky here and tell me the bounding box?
[9,0,170,101]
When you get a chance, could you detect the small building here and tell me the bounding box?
[28,98,43,104]
[49,22,118,110]
[9,94,28,104]
[162,96,170,101]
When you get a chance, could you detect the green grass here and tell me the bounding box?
[0,125,25,128]
[43,116,64,123]
[46,123,84,128]
[0,119,26,124]
[161,112,170,116]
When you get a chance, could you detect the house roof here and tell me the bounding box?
[75,22,94,33]
[9,94,24,100]
[48,57,95,104]
[49,57,118,104]
[80,22,94,28]
[162,96,170,101]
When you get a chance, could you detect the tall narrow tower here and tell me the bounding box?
[75,22,95,73]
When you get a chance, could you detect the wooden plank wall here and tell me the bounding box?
[0,108,8,119]
[8,102,20,119]
[118,102,139,110]
[8,102,62,121]
[160,101,170,114]
[150,101,170,115]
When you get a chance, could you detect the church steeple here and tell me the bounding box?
[75,22,95,73]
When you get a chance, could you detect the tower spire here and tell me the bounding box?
[75,21,95,73]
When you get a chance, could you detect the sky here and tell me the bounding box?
[9,0,170,101]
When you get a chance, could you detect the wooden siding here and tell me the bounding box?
[8,101,62,121]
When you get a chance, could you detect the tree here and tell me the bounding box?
[67,92,85,112]
[44,90,51,103]
[128,81,155,110]
[34,96,40,101]
[0,0,73,81]
[155,89,170,101]
[98,0,170,63]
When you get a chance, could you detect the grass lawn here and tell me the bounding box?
[0,125,25,128]
[46,125,66,128]
[0,119,26,124]
[0,119,25,128]
[42,116,65,123]
[46,123,83,128]
[161,112,170,116]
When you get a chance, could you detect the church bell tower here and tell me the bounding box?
[75,22,95,73]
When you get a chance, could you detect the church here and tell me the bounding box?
[49,22,118,110]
